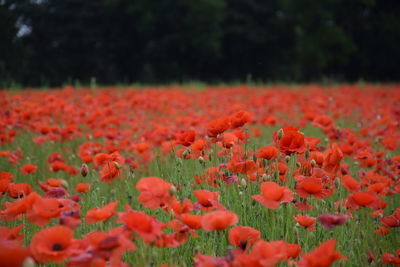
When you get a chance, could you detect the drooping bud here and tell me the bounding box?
[198,156,205,165]
[240,178,247,189]
[277,128,284,140]
[81,163,88,177]
[194,246,201,254]
[285,155,290,164]
[129,164,135,178]
[60,179,69,189]
[296,161,301,168]
[310,159,316,167]
[23,257,35,267]
[113,161,121,170]
[169,185,177,196]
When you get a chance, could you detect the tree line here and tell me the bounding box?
[1,0,399,87]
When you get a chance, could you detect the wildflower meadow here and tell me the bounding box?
[0,84,399,267]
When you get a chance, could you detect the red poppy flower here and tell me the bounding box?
[170,198,193,216]
[0,240,30,267]
[222,132,239,148]
[347,191,380,209]
[117,207,164,243]
[323,143,343,174]
[235,240,289,267]
[193,254,230,267]
[136,177,173,209]
[341,175,360,192]
[381,250,400,265]
[180,213,203,229]
[252,182,293,209]
[296,177,329,199]
[294,214,316,231]
[30,225,74,263]
[8,183,33,198]
[201,210,238,231]
[194,190,219,209]
[21,163,38,175]
[273,126,306,154]
[76,183,90,193]
[297,239,347,267]
[317,213,347,229]
[230,111,252,129]
[256,146,279,160]
[27,197,61,226]
[207,116,231,138]
[228,225,260,250]
[175,130,196,146]
[86,200,118,225]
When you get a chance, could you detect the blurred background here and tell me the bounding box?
[1,0,399,87]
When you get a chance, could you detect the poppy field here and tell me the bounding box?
[0,84,399,267]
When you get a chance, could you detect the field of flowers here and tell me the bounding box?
[0,84,399,267]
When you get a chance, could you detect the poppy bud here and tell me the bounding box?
[23,257,35,267]
[277,128,284,140]
[81,163,88,177]
[60,179,69,188]
[198,156,205,164]
[253,153,257,163]
[113,161,121,170]
[262,174,269,181]
[296,161,301,168]
[239,191,243,197]
[194,246,201,254]
[310,159,316,167]
[169,185,177,196]
[129,165,135,178]
[305,150,310,159]
[240,178,247,189]
[285,156,290,163]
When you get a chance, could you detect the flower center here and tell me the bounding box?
[52,243,63,251]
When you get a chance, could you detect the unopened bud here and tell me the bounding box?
[113,161,121,170]
[262,174,270,181]
[310,159,316,167]
[194,246,201,254]
[239,191,243,197]
[81,163,88,177]
[198,156,205,164]
[129,164,135,178]
[285,155,290,163]
[23,257,35,267]
[296,161,301,168]
[253,153,257,163]
[240,178,247,189]
[277,128,284,140]
[169,185,177,196]
[60,179,69,188]
[305,150,310,159]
